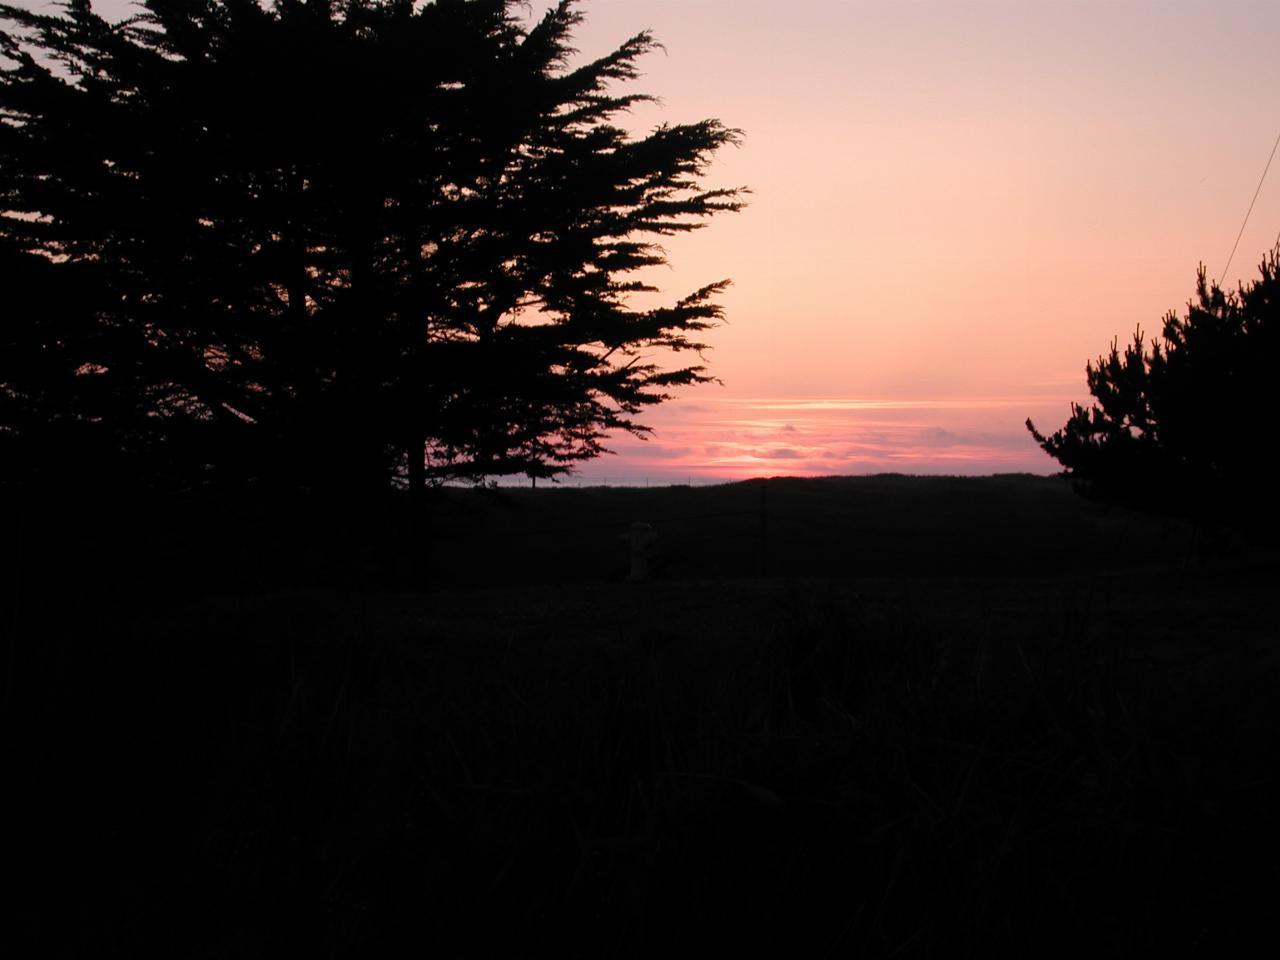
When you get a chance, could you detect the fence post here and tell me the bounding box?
[625,522,658,582]
[757,480,768,577]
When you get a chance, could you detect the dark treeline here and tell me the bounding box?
[5,473,1205,610]
[1,0,741,515]
[1029,250,1280,530]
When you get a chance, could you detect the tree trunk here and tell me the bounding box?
[407,436,425,502]
[407,436,428,588]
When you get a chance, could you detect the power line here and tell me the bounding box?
[1221,126,1280,284]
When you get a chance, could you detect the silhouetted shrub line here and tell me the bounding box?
[1030,248,1280,536]
[0,0,743,501]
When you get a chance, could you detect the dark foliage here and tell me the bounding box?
[0,0,743,496]
[1027,249,1279,522]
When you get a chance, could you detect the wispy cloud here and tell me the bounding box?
[569,393,1070,484]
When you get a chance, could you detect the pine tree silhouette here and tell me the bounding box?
[1028,248,1279,527]
[0,0,744,500]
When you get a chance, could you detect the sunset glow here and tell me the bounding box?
[578,391,1076,485]
[545,0,1280,482]
[25,0,1280,482]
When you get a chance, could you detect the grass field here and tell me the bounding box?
[5,475,1278,956]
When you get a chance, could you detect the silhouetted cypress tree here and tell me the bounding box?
[1028,249,1279,524]
[1,0,743,497]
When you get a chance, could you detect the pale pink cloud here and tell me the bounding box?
[560,393,1077,485]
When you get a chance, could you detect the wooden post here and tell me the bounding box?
[757,480,768,577]
[6,503,23,705]
[625,522,658,582]
[407,437,426,587]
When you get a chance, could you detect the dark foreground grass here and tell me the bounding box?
[7,550,1280,957]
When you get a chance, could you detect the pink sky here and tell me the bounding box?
[20,1,1280,483]
[528,0,1280,483]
